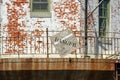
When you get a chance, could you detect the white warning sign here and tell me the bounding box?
[50,29,79,56]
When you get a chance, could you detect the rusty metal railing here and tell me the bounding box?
[0,30,120,59]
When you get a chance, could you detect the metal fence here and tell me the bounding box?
[0,29,120,59]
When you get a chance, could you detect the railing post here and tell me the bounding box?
[85,0,88,58]
[46,28,49,71]
[46,28,49,58]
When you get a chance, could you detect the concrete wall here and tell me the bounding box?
[0,58,115,70]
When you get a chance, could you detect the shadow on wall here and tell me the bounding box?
[0,70,114,80]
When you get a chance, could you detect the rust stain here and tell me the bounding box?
[5,1,28,54]
[32,29,43,37]
[54,0,78,18]
[4,0,45,54]
[54,0,79,31]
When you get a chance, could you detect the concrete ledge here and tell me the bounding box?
[0,58,117,71]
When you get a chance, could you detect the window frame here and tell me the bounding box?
[30,0,51,18]
[99,0,110,37]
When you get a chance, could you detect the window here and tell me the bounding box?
[30,0,51,18]
[99,0,110,37]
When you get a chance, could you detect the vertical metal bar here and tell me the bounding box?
[111,37,112,55]
[112,37,114,55]
[30,35,32,54]
[42,36,45,54]
[117,38,118,52]
[34,36,36,54]
[50,31,52,54]
[115,38,117,54]
[6,37,7,55]
[26,36,27,54]
[51,37,53,54]
[118,38,119,53]
[18,32,20,58]
[105,37,107,55]
[2,36,3,55]
[13,37,15,54]
[114,37,115,54]
[46,28,49,58]
[79,36,81,57]
[108,37,110,56]
[101,37,103,56]
[85,0,88,57]
[20,36,24,54]
[38,37,40,54]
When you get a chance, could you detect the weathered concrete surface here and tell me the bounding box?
[0,58,117,80]
[0,58,116,71]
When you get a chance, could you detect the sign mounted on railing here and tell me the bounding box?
[50,29,79,56]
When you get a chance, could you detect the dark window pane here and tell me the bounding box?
[99,9,102,16]
[32,3,48,11]
[100,9,107,17]
[103,1,107,8]
[103,9,107,17]
[33,3,41,11]
[41,0,47,2]
[33,0,47,2]
[33,0,40,2]
[99,18,106,36]
[99,18,106,29]
[41,3,48,10]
